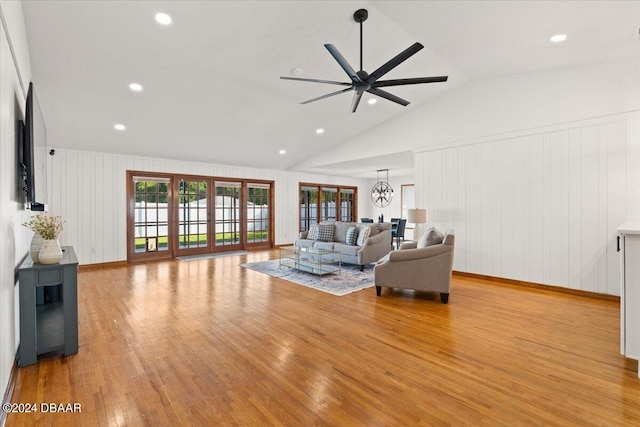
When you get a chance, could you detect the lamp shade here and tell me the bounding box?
[407,208,426,224]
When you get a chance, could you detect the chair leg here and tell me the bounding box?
[376,286,381,296]
[440,293,449,304]
[360,265,364,272]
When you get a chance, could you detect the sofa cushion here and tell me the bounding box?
[357,226,371,246]
[308,223,319,240]
[312,241,335,251]
[295,239,314,249]
[364,223,380,237]
[360,222,390,237]
[417,227,444,248]
[334,243,360,257]
[317,223,335,242]
[331,222,350,243]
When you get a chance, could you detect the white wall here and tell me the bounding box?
[417,112,639,295]
[45,148,369,265]
[0,0,32,408]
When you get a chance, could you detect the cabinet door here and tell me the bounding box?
[623,235,640,359]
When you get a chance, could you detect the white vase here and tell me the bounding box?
[30,233,43,263]
[39,239,63,264]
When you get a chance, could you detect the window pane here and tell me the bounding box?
[133,176,171,254]
[178,179,208,249]
[247,183,270,244]
[300,187,318,231]
[215,183,241,246]
[321,187,337,222]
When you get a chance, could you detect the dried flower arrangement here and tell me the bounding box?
[23,213,65,240]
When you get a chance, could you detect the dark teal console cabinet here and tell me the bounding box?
[17,246,78,367]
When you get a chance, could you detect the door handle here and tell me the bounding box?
[617,235,621,252]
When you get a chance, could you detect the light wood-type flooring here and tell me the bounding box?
[7,250,640,426]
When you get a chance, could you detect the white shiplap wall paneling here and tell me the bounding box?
[415,114,634,295]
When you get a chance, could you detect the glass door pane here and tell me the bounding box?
[214,181,242,248]
[340,188,355,222]
[321,187,337,222]
[300,186,318,230]
[133,177,170,254]
[177,179,208,250]
[247,183,270,245]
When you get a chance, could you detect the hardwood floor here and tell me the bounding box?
[7,250,640,426]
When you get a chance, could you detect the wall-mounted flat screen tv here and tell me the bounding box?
[19,82,47,211]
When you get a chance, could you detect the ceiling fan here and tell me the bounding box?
[280,9,448,113]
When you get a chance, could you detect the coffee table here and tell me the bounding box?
[279,246,341,276]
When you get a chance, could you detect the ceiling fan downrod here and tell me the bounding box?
[354,9,368,72]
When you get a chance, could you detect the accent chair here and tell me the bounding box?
[373,228,454,303]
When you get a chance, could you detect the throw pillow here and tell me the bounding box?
[367,223,381,236]
[345,226,359,245]
[356,226,371,246]
[417,227,444,248]
[317,223,335,242]
[307,223,320,240]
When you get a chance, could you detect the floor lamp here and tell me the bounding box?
[407,208,427,240]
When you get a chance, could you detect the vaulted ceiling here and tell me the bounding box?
[22,1,640,178]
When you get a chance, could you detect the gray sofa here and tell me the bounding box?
[374,228,455,303]
[295,222,392,270]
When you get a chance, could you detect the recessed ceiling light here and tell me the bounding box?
[291,67,303,76]
[368,98,377,105]
[129,83,143,92]
[316,128,324,135]
[114,124,126,131]
[279,149,286,155]
[550,34,567,43]
[155,12,172,25]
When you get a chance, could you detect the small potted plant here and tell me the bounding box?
[23,213,65,264]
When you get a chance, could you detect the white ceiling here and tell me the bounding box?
[21,1,640,178]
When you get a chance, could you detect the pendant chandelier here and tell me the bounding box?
[371,169,394,207]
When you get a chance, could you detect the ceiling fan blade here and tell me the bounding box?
[367,87,410,107]
[373,76,448,87]
[350,91,364,113]
[367,42,424,84]
[280,76,351,86]
[324,44,363,83]
[300,87,353,105]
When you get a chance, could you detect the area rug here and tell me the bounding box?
[177,251,249,261]
[240,259,374,296]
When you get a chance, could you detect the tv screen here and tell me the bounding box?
[20,82,46,211]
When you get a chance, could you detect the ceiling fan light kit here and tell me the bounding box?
[281,9,448,113]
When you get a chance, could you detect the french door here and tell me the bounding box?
[212,181,243,252]
[127,171,273,261]
[176,178,211,256]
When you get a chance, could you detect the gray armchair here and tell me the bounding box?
[374,230,455,303]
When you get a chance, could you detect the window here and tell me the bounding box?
[299,183,357,231]
[401,184,415,221]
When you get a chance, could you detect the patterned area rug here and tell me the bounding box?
[177,251,249,261]
[240,259,374,296]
